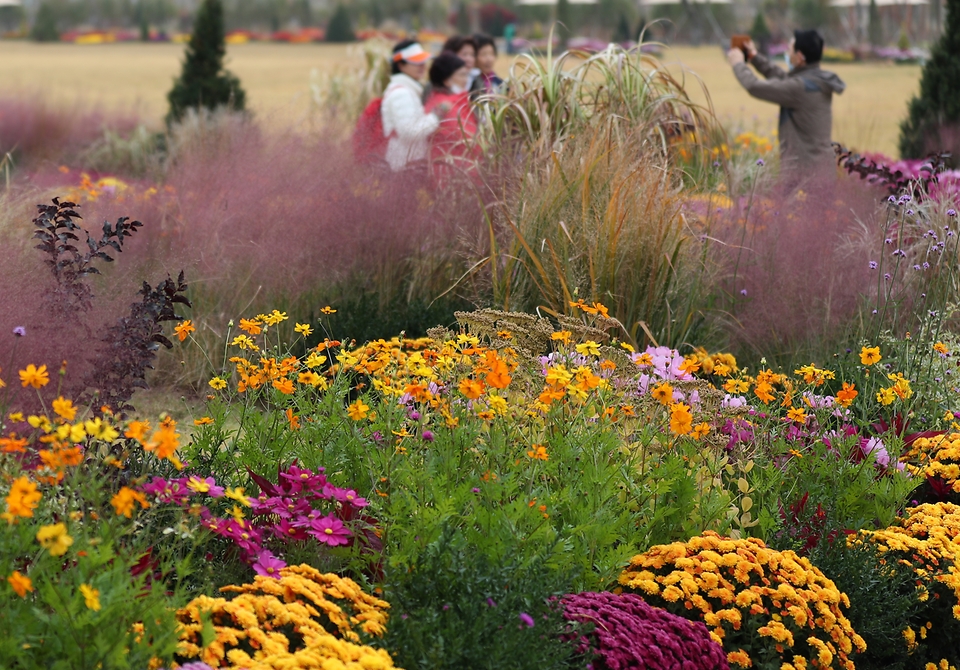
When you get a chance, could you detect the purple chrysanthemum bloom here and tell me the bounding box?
[519,612,535,628]
[869,260,878,269]
[12,326,25,337]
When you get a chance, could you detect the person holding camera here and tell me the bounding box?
[727,30,846,173]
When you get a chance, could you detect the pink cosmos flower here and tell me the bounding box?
[307,515,352,546]
[253,550,287,578]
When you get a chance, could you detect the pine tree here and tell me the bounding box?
[166,0,246,127]
[868,0,883,46]
[614,13,631,42]
[456,2,470,35]
[899,0,960,159]
[749,9,771,54]
[326,3,355,42]
[31,2,59,42]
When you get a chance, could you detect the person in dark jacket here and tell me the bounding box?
[728,30,846,172]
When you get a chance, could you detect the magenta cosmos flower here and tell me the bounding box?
[308,515,352,546]
[253,550,287,578]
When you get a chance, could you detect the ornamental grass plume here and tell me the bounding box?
[561,591,729,670]
[618,530,866,670]
[176,564,395,669]
[710,174,880,365]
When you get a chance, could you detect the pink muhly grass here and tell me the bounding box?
[0,121,483,404]
[714,173,880,362]
[0,94,140,168]
[561,591,729,670]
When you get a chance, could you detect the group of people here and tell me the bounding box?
[374,27,846,181]
[379,35,504,175]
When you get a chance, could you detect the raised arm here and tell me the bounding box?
[749,53,788,81]
[732,62,803,107]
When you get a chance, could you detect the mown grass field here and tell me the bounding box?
[0,40,920,156]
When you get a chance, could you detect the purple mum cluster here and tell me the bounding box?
[561,591,729,670]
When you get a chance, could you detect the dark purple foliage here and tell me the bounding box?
[561,591,729,670]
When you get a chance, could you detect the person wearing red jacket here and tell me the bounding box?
[423,51,480,184]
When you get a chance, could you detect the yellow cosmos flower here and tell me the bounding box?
[19,364,49,389]
[575,341,600,357]
[295,323,313,337]
[347,400,370,421]
[79,583,101,611]
[860,346,881,365]
[209,377,228,390]
[305,353,327,369]
[36,523,73,556]
[52,396,77,421]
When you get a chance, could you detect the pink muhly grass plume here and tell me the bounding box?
[0,94,140,168]
[714,173,879,362]
[0,120,483,405]
[561,591,729,670]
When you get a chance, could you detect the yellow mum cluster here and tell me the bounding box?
[177,564,396,669]
[853,504,960,665]
[904,433,960,493]
[618,531,865,670]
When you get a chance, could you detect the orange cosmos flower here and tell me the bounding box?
[458,378,485,400]
[8,571,32,598]
[174,320,195,342]
[835,382,858,407]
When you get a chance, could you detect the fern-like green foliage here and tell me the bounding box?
[899,0,960,159]
[166,0,246,126]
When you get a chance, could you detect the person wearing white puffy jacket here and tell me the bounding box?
[381,41,450,173]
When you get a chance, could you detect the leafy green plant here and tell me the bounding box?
[380,527,581,670]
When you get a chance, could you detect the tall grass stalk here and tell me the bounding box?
[479,125,717,349]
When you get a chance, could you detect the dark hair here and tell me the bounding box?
[793,29,824,64]
[473,33,496,55]
[429,51,467,89]
[391,39,418,74]
[442,35,476,57]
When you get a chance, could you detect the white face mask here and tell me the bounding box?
[450,84,466,94]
